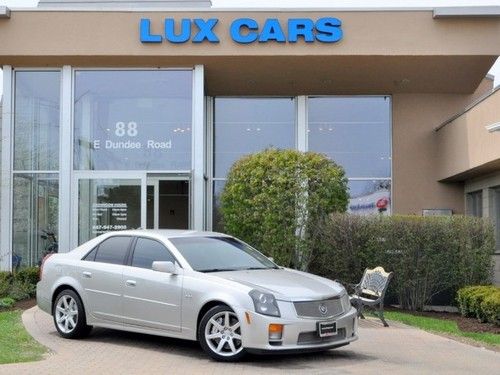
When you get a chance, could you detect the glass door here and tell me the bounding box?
[146,176,190,230]
[74,173,146,245]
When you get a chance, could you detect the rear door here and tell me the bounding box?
[122,237,183,331]
[78,235,133,324]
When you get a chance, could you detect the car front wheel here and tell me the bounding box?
[199,305,245,361]
[53,289,92,339]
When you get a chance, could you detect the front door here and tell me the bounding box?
[122,236,183,331]
[147,177,190,230]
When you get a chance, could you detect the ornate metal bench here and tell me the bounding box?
[349,267,393,327]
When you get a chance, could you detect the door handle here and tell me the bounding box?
[82,271,92,278]
[125,280,137,287]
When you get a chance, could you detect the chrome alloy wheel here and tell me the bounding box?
[55,295,79,334]
[204,311,243,357]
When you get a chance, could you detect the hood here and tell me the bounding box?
[213,268,345,302]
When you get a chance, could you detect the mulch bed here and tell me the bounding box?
[14,298,37,311]
[388,307,499,334]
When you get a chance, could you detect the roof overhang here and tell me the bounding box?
[0,9,499,95]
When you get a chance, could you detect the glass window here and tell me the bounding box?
[74,70,192,170]
[308,97,391,178]
[467,191,483,217]
[94,236,131,265]
[212,180,226,232]
[131,238,175,269]
[214,98,295,178]
[82,247,97,262]
[12,174,58,268]
[14,71,60,171]
[348,180,391,216]
[170,236,276,272]
[78,179,141,244]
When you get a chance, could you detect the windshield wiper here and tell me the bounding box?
[198,268,239,273]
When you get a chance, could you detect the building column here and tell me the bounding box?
[59,66,72,252]
[192,65,205,230]
[1,66,12,271]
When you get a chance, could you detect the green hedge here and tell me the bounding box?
[309,214,494,311]
[221,149,348,270]
[0,267,39,302]
[457,286,500,325]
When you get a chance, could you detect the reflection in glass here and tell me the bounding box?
[308,97,391,178]
[212,180,226,232]
[74,70,192,170]
[214,98,295,178]
[14,71,60,171]
[348,180,391,216]
[12,174,59,268]
[78,179,141,244]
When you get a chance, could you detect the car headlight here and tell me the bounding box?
[249,289,281,317]
[340,291,351,312]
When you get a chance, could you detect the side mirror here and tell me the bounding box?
[152,261,178,275]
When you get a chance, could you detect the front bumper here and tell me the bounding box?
[236,303,358,352]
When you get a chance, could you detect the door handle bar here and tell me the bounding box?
[82,271,92,278]
[125,280,137,287]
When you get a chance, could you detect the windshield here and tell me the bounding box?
[169,236,277,272]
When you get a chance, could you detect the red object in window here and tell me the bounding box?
[376,197,389,209]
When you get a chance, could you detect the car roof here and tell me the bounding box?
[107,229,231,240]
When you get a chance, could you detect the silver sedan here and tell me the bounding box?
[37,230,358,361]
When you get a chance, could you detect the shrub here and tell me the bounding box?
[15,267,40,286]
[9,279,36,301]
[480,292,500,326]
[220,149,348,270]
[0,267,39,301]
[310,214,494,310]
[457,285,500,325]
[0,272,13,298]
[0,297,16,309]
[457,286,492,317]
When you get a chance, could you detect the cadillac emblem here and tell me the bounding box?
[319,303,328,315]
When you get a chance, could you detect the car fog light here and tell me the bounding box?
[268,324,283,341]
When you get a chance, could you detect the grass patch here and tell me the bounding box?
[384,311,500,347]
[0,310,47,364]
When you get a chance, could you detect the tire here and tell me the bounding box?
[53,289,92,339]
[198,305,246,362]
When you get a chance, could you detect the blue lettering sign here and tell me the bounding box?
[164,18,191,43]
[315,17,343,43]
[192,18,220,43]
[259,19,286,43]
[230,18,258,44]
[140,17,343,44]
[288,18,315,43]
[140,18,162,43]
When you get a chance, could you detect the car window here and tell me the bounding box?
[82,247,97,261]
[94,236,131,265]
[131,237,175,269]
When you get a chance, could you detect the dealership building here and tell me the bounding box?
[0,0,499,282]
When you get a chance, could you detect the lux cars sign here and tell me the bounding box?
[140,17,343,44]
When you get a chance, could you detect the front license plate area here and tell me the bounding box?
[317,321,337,337]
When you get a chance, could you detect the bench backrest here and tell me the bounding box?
[359,266,393,299]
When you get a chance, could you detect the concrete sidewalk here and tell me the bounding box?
[0,307,499,375]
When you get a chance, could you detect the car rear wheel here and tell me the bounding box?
[53,289,92,339]
[199,305,245,361]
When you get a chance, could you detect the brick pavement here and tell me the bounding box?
[0,307,499,375]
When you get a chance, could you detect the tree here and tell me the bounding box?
[220,149,349,270]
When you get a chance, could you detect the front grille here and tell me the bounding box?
[293,297,344,319]
[297,328,346,345]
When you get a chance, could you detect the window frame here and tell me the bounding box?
[82,235,134,266]
[127,236,181,270]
